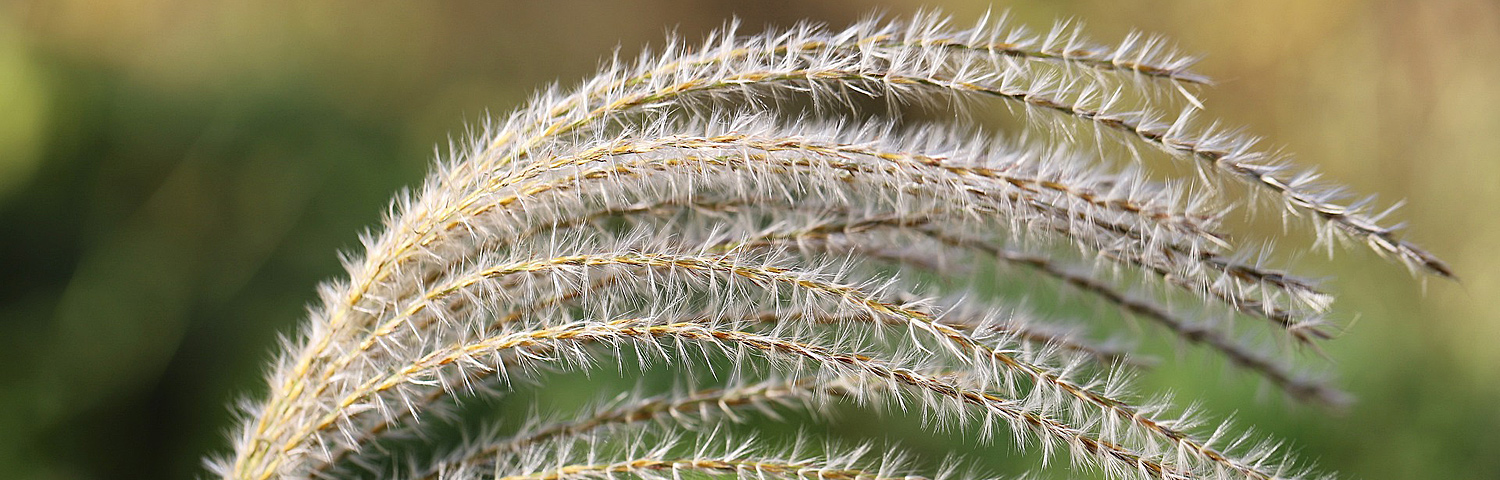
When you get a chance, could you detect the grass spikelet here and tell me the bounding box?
[212,10,1446,480]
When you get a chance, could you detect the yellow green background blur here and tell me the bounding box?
[1,1,1496,478]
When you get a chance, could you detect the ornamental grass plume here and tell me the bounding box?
[210,10,1451,480]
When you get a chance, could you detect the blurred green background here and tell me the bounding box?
[1,1,1497,478]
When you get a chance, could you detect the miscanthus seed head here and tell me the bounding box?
[211,10,1445,480]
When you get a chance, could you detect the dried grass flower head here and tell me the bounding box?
[211,10,1449,480]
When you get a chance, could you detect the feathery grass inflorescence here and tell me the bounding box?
[213,10,1446,480]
